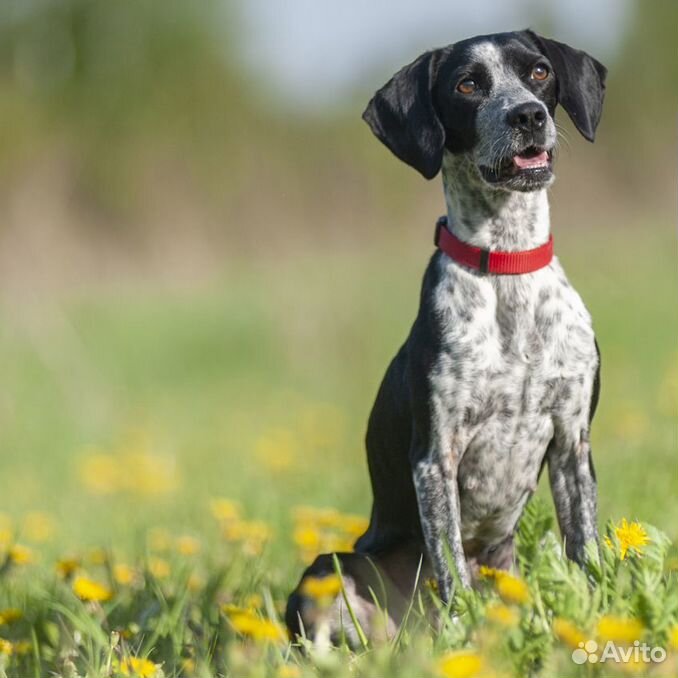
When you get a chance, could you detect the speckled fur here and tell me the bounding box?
[354,36,602,603]
[398,178,599,599]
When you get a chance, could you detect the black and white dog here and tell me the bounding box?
[287,30,605,644]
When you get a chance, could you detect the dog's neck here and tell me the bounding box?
[441,152,550,251]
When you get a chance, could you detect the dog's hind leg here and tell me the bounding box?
[355,345,421,556]
[285,553,385,649]
[285,547,430,649]
[354,506,411,555]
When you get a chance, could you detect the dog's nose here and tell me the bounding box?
[506,102,547,132]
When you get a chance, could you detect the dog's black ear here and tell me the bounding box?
[363,50,444,179]
[525,30,607,142]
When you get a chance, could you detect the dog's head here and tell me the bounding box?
[363,30,606,191]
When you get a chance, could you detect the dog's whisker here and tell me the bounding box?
[555,124,573,153]
[494,141,513,175]
[485,137,511,176]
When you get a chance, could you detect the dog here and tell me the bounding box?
[287,29,605,643]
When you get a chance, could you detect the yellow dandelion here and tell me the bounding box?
[669,624,678,650]
[56,557,81,579]
[13,640,31,656]
[87,547,108,566]
[113,563,137,586]
[255,619,286,643]
[222,603,248,616]
[244,593,263,610]
[495,572,531,605]
[210,498,241,523]
[321,534,354,553]
[8,544,34,566]
[293,525,321,551]
[118,656,161,677]
[596,615,644,644]
[336,514,369,537]
[248,521,273,541]
[180,657,196,675]
[176,535,201,556]
[478,565,501,579]
[227,609,285,643]
[292,506,319,523]
[242,521,273,556]
[316,508,342,529]
[299,550,318,565]
[300,574,342,601]
[223,520,246,542]
[79,437,179,497]
[0,609,22,625]
[553,617,588,649]
[437,650,484,678]
[485,602,519,627]
[22,511,56,543]
[0,638,12,656]
[148,557,170,580]
[226,609,257,631]
[72,576,113,603]
[605,519,650,560]
[277,665,301,678]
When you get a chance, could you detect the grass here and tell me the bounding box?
[0,221,675,677]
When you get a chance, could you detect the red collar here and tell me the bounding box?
[434,216,553,275]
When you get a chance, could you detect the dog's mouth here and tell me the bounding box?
[480,146,554,188]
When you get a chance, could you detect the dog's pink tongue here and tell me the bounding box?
[513,150,549,169]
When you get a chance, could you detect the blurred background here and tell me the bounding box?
[0,0,675,560]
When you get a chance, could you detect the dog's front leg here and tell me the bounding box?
[412,442,470,602]
[547,430,598,565]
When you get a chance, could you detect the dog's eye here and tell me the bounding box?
[456,79,477,94]
[531,64,549,81]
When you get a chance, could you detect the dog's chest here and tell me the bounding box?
[430,257,597,540]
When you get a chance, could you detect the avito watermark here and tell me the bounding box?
[572,639,667,666]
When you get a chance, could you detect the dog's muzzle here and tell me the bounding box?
[479,143,554,190]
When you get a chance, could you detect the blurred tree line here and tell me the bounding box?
[0,1,674,284]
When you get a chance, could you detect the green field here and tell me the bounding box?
[0,221,676,677]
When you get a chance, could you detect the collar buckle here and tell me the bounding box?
[434,215,446,247]
[478,248,490,274]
